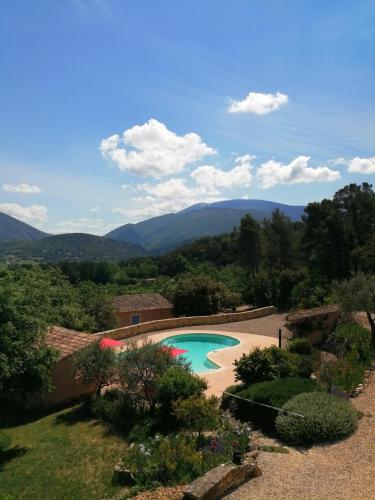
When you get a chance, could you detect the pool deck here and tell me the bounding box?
[124,313,287,397]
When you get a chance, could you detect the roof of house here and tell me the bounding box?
[46,326,96,361]
[113,293,172,313]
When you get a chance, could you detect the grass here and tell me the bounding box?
[0,404,128,500]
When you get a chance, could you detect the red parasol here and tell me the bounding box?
[99,338,123,350]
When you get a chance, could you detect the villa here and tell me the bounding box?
[112,292,173,327]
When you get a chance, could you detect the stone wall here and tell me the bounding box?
[286,304,340,345]
[95,306,277,341]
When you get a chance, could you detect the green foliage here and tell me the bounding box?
[263,209,295,272]
[0,233,146,263]
[118,340,189,411]
[237,214,262,277]
[221,383,246,411]
[123,433,204,488]
[122,420,251,490]
[173,396,220,438]
[73,341,117,396]
[276,392,358,445]
[232,377,320,432]
[156,366,207,414]
[91,390,138,433]
[172,275,230,316]
[287,338,313,355]
[234,346,313,385]
[322,322,372,392]
[325,322,372,363]
[0,280,58,400]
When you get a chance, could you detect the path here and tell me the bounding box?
[225,369,375,500]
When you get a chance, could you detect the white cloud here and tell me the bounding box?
[256,156,341,188]
[100,118,216,177]
[0,203,48,222]
[3,183,41,194]
[89,206,100,212]
[332,156,375,174]
[191,154,253,194]
[228,91,288,115]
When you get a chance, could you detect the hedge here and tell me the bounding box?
[231,377,320,432]
[276,392,358,445]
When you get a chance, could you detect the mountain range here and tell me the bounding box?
[0,199,305,261]
[106,199,305,253]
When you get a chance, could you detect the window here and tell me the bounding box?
[131,314,141,325]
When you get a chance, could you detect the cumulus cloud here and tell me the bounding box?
[228,91,288,115]
[0,203,48,221]
[256,156,341,188]
[3,183,41,194]
[331,156,375,174]
[89,206,100,212]
[100,119,216,177]
[191,154,254,194]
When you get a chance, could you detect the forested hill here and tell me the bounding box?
[105,200,305,253]
[0,212,49,241]
[0,233,147,263]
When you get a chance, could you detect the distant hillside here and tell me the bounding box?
[0,212,49,241]
[106,199,305,253]
[181,199,305,221]
[0,233,147,263]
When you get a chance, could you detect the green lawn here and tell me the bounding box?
[0,405,128,500]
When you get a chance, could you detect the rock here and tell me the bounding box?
[183,461,261,500]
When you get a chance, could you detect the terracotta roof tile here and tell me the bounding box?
[46,326,95,361]
[113,293,172,313]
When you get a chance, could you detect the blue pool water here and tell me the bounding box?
[161,333,240,373]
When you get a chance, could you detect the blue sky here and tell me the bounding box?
[0,0,374,234]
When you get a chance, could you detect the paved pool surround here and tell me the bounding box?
[130,329,277,397]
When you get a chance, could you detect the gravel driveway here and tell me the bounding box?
[225,369,375,500]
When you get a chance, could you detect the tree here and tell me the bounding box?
[263,209,295,272]
[117,340,188,411]
[0,289,58,401]
[172,275,229,316]
[334,272,375,346]
[302,199,349,281]
[73,341,117,396]
[237,214,262,277]
[77,282,117,332]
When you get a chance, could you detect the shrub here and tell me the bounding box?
[220,383,245,411]
[73,340,117,396]
[173,396,220,438]
[287,338,313,355]
[156,366,207,412]
[123,433,204,488]
[324,323,372,364]
[118,339,189,411]
[121,420,251,490]
[91,390,138,433]
[172,276,230,316]
[232,377,320,432]
[234,346,312,385]
[275,392,358,445]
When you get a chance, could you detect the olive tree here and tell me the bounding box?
[334,272,375,345]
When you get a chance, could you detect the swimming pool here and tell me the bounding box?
[161,333,240,373]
